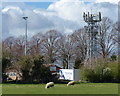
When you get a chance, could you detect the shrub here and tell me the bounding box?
[81,59,119,83]
[17,55,53,83]
[102,67,113,82]
[108,61,119,82]
[17,55,33,83]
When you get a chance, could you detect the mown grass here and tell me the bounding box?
[2,83,118,94]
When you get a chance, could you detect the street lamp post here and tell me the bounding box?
[22,16,28,56]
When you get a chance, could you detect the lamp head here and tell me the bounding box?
[22,16,28,20]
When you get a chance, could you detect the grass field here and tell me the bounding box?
[2,83,118,94]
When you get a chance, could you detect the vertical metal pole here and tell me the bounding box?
[23,17,28,56]
[25,19,27,56]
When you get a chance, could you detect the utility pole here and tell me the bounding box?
[83,12,101,67]
[22,16,28,56]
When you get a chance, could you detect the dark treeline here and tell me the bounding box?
[2,17,120,83]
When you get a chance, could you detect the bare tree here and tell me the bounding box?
[112,21,120,45]
[71,28,87,63]
[3,36,15,53]
[29,32,43,55]
[41,30,62,63]
[57,34,76,69]
[97,17,115,59]
[13,36,25,60]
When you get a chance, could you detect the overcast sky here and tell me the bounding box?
[1,0,119,39]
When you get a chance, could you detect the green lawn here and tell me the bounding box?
[2,83,118,94]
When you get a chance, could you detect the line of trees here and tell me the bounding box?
[2,17,119,83]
